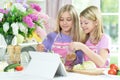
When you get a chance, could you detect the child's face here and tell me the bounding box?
[80,16,97,34]
[59,11,73,35]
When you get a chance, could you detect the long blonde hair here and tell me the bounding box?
[80,6,104,43]
[55,4,84,42]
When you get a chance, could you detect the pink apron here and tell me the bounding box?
[51,34,70,58]
[51,34,74,67]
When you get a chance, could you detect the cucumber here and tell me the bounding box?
[4,63,20,72]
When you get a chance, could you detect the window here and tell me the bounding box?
[100,0,119,65]
[72,0,100,13]
[101,0,119,54]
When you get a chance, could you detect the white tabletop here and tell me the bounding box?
[0,72,120,80]
[54,72,120,80]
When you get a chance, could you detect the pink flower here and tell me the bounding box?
[0,9,8,14]
[28,14,38,21]
[39,13,49,20]
[23,16,34,28]
[38,13,50,29]
[30,3,41,12]
[36,26,47,40]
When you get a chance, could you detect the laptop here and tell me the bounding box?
[24,51,67,79]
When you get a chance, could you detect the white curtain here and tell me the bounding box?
[46,0,72,33]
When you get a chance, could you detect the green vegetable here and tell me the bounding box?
[4,63,20,72]
[117,71,120,75]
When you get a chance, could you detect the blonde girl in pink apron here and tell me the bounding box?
[51,33,76,68]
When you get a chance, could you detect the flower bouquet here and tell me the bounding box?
[0,2,49,46]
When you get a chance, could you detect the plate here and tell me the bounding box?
[67,68,105,75]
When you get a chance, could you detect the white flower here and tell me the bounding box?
[0,13,4,21]
[18,22,28,34]
[11,36,17,45]
[3,22,9,33]
[11,3,26,13]
[11,22,19,36]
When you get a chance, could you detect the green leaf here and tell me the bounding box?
[34,21,43,28]
[27,28,35,37]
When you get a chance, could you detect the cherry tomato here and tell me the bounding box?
[108,69,117,75]
[110,64,118,70]
[15,66,23,71]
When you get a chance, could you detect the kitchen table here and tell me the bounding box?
[0,71,120,80]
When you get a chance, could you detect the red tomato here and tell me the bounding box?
[110,64,118,70]
[15,66,23,71]
[108,69,117,75]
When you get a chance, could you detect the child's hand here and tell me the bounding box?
[69,42,77,51]
[69,42,82,51]
[36,44,45,52]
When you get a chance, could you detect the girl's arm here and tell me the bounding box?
[70,42,109,67]
[36,32,55,52]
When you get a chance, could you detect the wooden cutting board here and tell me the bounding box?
[67,68,105,75]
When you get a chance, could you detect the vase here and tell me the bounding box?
[0,34,7,61]
[4,35,15,45]
[0,47,6,61]
[0,34,7,47]
[0,34,17,61]
[0,34,17,47]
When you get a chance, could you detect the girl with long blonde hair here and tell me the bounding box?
[70,6,111,68]
[37,4,84,67]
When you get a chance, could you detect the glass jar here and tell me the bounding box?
[6,45,21,64]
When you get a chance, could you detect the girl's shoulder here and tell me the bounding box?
[101,34,111,41]
[98,34,111,45]
[47,32,58,38]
